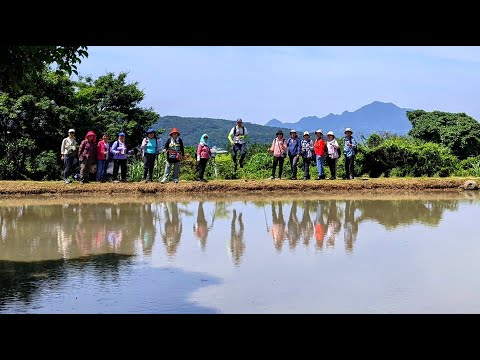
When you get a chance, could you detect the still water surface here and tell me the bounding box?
[1,194,479,313]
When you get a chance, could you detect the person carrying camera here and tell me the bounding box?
[343,127,357,180]
[228,118,248,172]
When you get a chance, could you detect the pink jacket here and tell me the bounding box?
[197,143,211,159]
[270,138,287,157]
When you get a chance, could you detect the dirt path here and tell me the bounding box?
[0,178,478,197]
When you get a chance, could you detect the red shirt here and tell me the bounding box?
[97,141,109,161]
[314,139,326,156]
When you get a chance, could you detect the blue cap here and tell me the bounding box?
[146,128,155,134]
[118,132,126,137]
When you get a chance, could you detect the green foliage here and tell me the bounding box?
[454,156,480,177]
[0,69,159,180]
[366,133,383,148]
[407,110,480,159]
[362,137,457,178]
[0,46,88,94]
[74,72,159,148]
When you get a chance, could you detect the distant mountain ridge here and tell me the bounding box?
[265,101,413,136]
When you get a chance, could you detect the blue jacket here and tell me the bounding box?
[343,135,357,157]
[287,137,302,156]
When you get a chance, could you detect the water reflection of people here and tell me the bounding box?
[299,201,314,246]
[139,203,156,255]
[325,201,341,249]
[286,201,300,250]
[162,202,182,257]
[229,209,245,266]
[269,202,286,252]
[344,200,359,253]
[193,202,210,251]
[314,201,326,251]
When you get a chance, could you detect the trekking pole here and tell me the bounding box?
[213,155,218,180]
[263,204,270,232]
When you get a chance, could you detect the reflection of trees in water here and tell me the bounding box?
[0,203,159,261]
[356,200,459,229]
[265,199,460,253]
[0,254,133,310]
[229,209,245,266]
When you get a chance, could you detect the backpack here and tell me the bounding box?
[232,126,245,136]
[108,141,117,161]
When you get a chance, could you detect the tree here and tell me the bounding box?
[74,72,159,149]
[407,110,480,159]
[0,46,88,94]
[0,70,159,180]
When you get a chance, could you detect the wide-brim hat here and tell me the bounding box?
[276,130,284,135]
[345,127,353,134]
[327,131,335,136]
[170,127,181,136]
[303,131,310,136]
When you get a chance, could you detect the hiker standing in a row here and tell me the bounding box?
[325,131,340,180]
[343,127,357,180]
[228,118,248,172]
[140,128,162,183]
[161,128,184,184]
[268,130,288,179]
[60,129,78,183]
[313,129,326,180]
[301,131,314,180]
[78,131,97,184]
[287,130,301,180]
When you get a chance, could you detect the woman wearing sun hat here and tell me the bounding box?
[161,127,184,184]
[325,131,340,180]
[268,130,288,179]
[60,128,78,183]
[140,128,161,183]
[343,127,357,180]
[286,130,301,180]
[301,131,314,180]
[111,132,128,183]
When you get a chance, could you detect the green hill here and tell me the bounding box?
[153,116,293,147]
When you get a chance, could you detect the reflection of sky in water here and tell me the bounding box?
[0,198,479,313]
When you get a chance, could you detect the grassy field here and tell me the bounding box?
[0,177,478,197]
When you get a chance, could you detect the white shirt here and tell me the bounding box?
[229,126,248,144]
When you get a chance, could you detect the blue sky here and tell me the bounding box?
[75,46,480,124]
